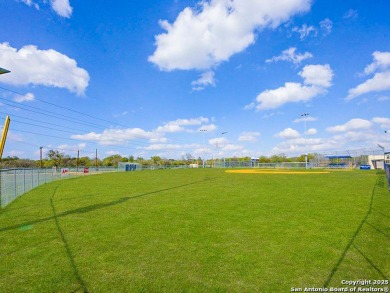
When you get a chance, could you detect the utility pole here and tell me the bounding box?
[77,149,80,172]
[39,147,42,167]
[301,113,309,169]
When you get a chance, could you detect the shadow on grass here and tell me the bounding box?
[0,177,218,233]
[364,221,390,238]
[50,185,88,293]
[323,175,388,287]
[352,244,388,279]
[372,208,390,220]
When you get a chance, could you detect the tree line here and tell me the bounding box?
[0,150,321,169]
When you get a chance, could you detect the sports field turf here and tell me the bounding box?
[0,169,389,292]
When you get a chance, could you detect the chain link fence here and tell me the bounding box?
[385,163,390,192]
[0,167,117,208]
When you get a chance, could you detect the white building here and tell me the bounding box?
[368,154,390,170]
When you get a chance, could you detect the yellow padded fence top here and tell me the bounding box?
[225,169,330,174]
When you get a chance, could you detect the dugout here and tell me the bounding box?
[118,162,141,171]
[325,155,352,168]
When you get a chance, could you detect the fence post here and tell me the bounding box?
[14,169,16,200]
[23,169,26,194]
[0,170,2,207]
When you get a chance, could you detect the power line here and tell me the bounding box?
[10,128,154,150]
[0,94,167,145]
[0,97,107,129]
[0,111,91,133]
[0,85,129,127]
[0,85,204,147]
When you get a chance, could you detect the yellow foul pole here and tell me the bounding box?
[0,116,11,160]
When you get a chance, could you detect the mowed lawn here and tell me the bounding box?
[0,169,388,292]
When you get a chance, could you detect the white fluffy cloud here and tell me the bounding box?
[299,64,333,87]
[238,132,260,142]
[326,118,372,133]
[276,128,300,139]
[72,128,161,146]
[209,137,228,146]
[144,144,184,151]
[306,128,317,135]
[347,51,390,100]
[149,0,311,71]
[253,64,333,110]
[0,43,89,95]
[273,116,386,155]
[57,143,87,152]
[191,71,216,91]
[347,71,390,100]
[364,51,390,75]
[13,92,35,103]
[266,47,313,65]
[372,117,390,129]
[72,117,212,146]
[255,83,323,110]
[18,0,72,17]
[156,117,209,133]
[51,0,73,18]
[198,124,218,132]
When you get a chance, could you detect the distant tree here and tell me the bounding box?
[128,155,135,162]
[79,156,92,167]
[151,156,162,165]
[102,154,123,167]
[270,154,288,163]
[0,156,37,168]
[47,150,65,167]
[259,156,271,163]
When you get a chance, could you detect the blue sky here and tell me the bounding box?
[0,0,389,160]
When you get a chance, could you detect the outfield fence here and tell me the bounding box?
[2,160,388,208]
[0,167,117,208]
[385,163,390,191]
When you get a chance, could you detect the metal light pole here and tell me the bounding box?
[221,132,228,168]
[301,113,309,169]
[200,129,207,168]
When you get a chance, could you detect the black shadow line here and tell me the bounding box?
[51,185,88,293]
[323,176,378,287]
[0,177,219,233]
[352,244,389,280]
[365,221,390,238]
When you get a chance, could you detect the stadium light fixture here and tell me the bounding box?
[221,132,228,168]
[301,113,309,169]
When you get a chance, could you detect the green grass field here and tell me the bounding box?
[0,169,389,292]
